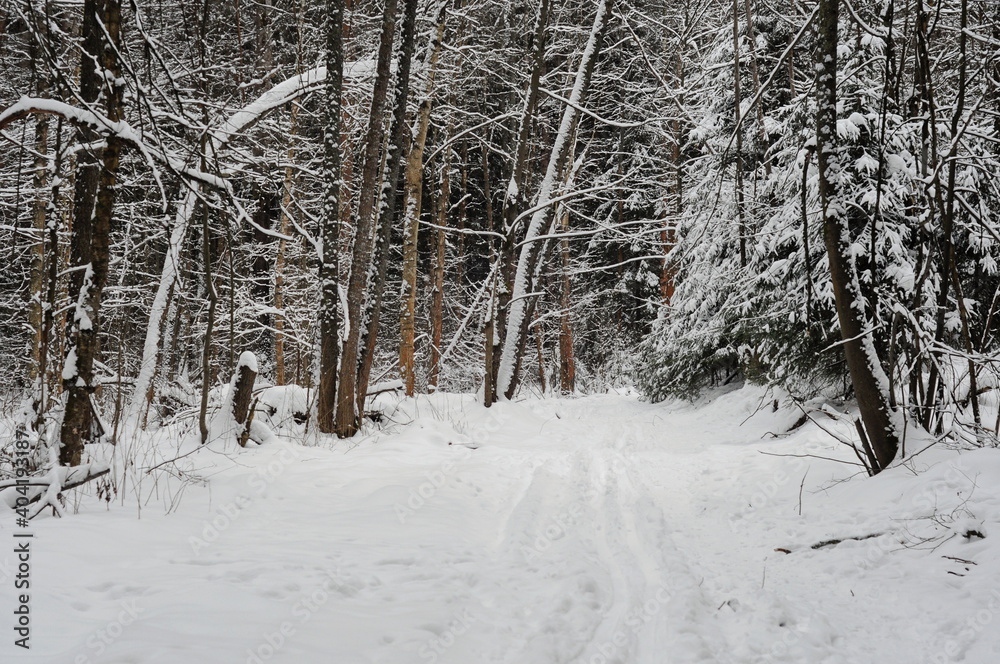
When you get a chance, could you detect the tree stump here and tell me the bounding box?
[232,351,258,447]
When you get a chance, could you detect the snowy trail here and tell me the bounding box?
[7,389,1000,663]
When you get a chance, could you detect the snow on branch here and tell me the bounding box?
[0,96,226,189]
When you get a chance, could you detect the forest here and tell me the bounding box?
[3,0,998,469]
[3,0,1000,661]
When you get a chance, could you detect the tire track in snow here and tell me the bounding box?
[624,417,843,664]
[478,450,607,664]
[566,416,732,664]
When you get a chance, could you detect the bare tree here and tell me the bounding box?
[335,0,401,437]
[317,0,344,434]
[59,0,124,465]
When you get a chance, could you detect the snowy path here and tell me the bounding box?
[7,389,1000,663]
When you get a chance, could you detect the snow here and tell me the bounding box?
[61,348,77,381]
[255,385,310,431]
[0,97,226,190]
[5,386,1000,662]
[237,351,259,373]
[205,354,277,447]
[212,59,385,149]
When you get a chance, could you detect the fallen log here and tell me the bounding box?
[0,463,111,517]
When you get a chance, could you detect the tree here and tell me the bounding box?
[814,0,898,471]
[317,0,344,434]
[335,0,400,437]
[59,0,125,465]
[398,2,448,397]
[495,0,615,401]
[356,0,421,414]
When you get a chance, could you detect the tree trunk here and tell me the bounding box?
[661,51,684,303]
[482,142,497,406]
[938,0,978,429]
[732,0,747,267]
[429,151,451,390]
[742,0,769,175]
[232,352,258,448]
[317,0,344,434]
[815,0,898,472]
[334,0,401,437]
[28,66,49,414]
[486,0,551,404]
[534,319,546,393]
[495,0,613,400]
[274,102,299,386]
[197,182,218,445]
[399,4,448,397]
[59,0,124,466]
[37,118,63,433]
[28,20,49,389]
[356,0,420,415]
[558,208,575,393]
[456,141,469,291]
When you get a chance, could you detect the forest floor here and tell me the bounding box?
[4,386,1000,663]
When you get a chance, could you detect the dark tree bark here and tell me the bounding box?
[482,141,497,407]
[27,12,51,428]
[732,0,747,267]
[274,102,299,386]
[37,119,63,433]
[335,0,401,437]
[232,354,258,448]
[317,0,344,434]
[661,51,684,303]
[59,0,124,466]
[356,0,420,416]
[197,0,217,446]
[558,208,575,393]
[456,141,469,290]
[815,0,898,472]
[197,178,219,445]
[937,0,979,429]
[534,319,546,393]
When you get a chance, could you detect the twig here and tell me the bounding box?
[798,467,809,516]
[810,532,884,550]
[758,450,863,467]
[144,444,207,474]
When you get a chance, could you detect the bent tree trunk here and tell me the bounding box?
[495,0,613,400]
[60,0,124,466]
[128,189,194,428]
[486,0,551,404]
[815,0,898,471]
[129,66,331,425]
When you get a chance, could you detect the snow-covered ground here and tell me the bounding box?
[4,386,1000,663]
